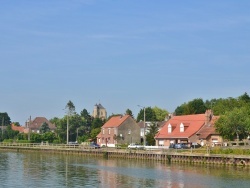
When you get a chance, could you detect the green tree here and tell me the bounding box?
[215,107,250,140]
[152,106,168,121]
[40,122,50,133]
[125,109,134,118]
[42,132,56,143]
[90,128,101,141]
[12,122,20,126]
[91,118,104,129]
[137,107,157,122]
[175,103,188,115]
[50,117,67,143]
[212,97,247,116]
[0,112,11,125]
[80,108,92,133]
[187,98,206,114]
[145,123,159,146]
[65,100,76,115]
[238,92,250,103]
[30,133,42,143]
[175,98,206,115]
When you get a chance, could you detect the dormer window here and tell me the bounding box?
[180,123,184,132]
[168,124,172,133]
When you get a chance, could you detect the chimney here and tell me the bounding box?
[205,109,213,126]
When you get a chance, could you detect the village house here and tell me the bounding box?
[24,117,56,134]
[96,115,141,147]
[138,120,166,145]
[154,110,222,147]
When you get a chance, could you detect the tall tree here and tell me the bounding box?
[125,109,134,118]
[215,106,250,140]
[137,107,157,122]
[238,92,250,103]
[187,98,206,114]
[40,122,50,133]
[0,112,11,126]
[152,106,168,121]
[175,98,207,115]
[145,123,159,145]
[91,118,104,129]
[65,100,75,116]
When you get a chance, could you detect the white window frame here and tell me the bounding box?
[180,123,184,132]
[168,124,172,133]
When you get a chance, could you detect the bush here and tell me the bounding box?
[16,140,31,143]
[3,139,13,143]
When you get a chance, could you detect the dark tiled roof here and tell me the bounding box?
[29,117,56,130]
[96,103,105,109]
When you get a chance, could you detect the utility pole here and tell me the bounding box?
[143,107,146,146]
[67,114,69,144]
[1,117,4,138]
[138,105,146,146]
[28,116,31,141]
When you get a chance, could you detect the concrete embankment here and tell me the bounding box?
[1,143,250,166]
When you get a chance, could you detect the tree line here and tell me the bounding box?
[0,101,168,144]
[1,92,250,143]
[174,92,250,141]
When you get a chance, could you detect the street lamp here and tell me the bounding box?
[67,114,69,144]
[138,105,146,146]
[76,128,79,143]
[63,109,69,144]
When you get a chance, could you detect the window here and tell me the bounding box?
[159,140,164,146]
[108,128,111,134]
[128,129,131,135]
[180,123,184,132]
[102,129,105,134]
[168,124,172,133]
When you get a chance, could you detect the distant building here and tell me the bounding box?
[96,115,141,147]
[92,103,107,119]
[154,110,222,147]
[25,117,56,134]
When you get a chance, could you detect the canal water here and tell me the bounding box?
[1,151,250,188]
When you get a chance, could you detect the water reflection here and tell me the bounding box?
[0,151,250,188]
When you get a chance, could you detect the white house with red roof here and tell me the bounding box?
[155,110,222,147]
[96,115,141,147]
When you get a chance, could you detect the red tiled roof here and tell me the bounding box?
[196,116,220,139]
[155,114,205,139]
[11,124,25,133]
[102,115,130,128]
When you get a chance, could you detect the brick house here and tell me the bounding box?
[25,117,56,134]
[196,110,222,146]
[96,115,141,147]
[154,110,222,147]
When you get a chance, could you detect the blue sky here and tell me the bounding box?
[1,0,250,124]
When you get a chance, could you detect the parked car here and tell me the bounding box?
[190,143,201,148]
[128,143,144,149]
[68,141,79,146]
[173,143,189,149]
[90,143,100,149]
